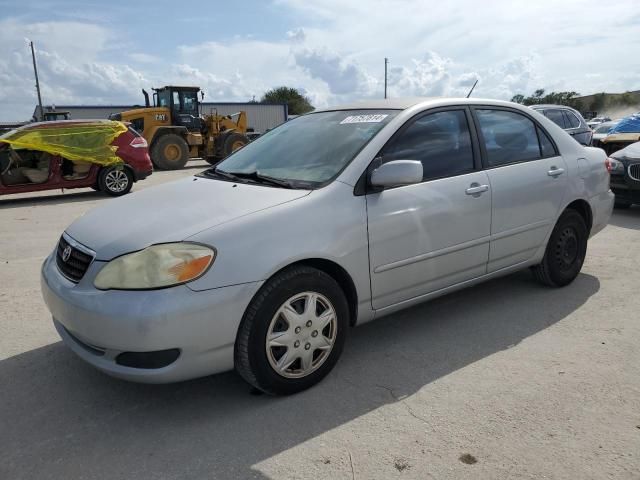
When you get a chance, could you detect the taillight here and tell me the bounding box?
[130,136,147,148]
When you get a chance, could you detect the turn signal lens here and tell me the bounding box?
[94,243,215,290]
[169,255,213,281]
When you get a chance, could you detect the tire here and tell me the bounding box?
[235,266,349,395]
[98,166,133,197]
[151,134,189,170]
[204,157,219,166]
[531,209,588,287]
[614,200,631,209]
[222,132,249,158]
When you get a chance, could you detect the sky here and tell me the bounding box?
[0,0,639,120]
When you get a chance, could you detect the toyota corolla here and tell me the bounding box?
[41,98,613,395]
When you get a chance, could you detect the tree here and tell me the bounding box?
[510,89,581,108]
[261,87,314,115]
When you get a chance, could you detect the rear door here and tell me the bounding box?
[472,108,567,272]
[366,108,491,309]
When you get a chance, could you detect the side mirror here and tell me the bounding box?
[370,160,423,188]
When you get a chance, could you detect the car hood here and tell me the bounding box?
[66,176,310,260]
[612,141,640,161]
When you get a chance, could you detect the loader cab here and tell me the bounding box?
[153,86,202,131]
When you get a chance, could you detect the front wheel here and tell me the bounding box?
[531,209,588,287]
[234,266,348,395]
[99,167,133,196]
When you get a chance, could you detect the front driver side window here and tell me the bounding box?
[380,110,475,182]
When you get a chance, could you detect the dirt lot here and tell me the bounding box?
[1,161,639,480]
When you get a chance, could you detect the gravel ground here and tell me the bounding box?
[1,161,639,480]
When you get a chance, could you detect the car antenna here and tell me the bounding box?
[466,79,478,98]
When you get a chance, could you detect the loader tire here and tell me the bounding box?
[152,134,189,170]
[222,133,249,158]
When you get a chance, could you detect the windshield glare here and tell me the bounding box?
[215,109,398,186]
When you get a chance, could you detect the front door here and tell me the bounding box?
[366,109,492,310]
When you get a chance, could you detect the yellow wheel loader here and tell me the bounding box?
[111,86,250,170]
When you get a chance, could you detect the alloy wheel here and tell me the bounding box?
[104,169,129,193]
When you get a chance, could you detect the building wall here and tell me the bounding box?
[34,103,288,132]
[200,103,287,133]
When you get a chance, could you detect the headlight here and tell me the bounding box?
[94,243,215,290]
[607,157,624,173]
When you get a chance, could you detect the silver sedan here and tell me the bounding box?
[41,98,614,395]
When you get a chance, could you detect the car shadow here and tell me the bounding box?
[0,271,600,479]
[608,207,640,230]
[0,163,210,210]
[0,190,105,209]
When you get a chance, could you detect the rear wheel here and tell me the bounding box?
[99,167,133,196]
[532,209,588,287]
[151,134,189,170]
[235,266,348,395]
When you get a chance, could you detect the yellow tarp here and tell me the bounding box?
[0,121,128,166]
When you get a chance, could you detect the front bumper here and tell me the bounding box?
[41,252,262,383]
[610,169,640,204]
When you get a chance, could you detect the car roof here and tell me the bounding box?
[314,97,526,112]
[529,104,579,111]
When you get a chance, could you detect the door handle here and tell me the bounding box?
[465,183,489,195]
[547,166,565,177]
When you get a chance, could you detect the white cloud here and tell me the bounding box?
[294,48,365,95]
[1,1,639,121]
[286,28,306,44]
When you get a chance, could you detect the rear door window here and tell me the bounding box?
[544,109,567,129]
[475,109,543,167]
[380,109,475,182]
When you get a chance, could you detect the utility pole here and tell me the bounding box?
[29,41,44,121]
[384,57,389,99]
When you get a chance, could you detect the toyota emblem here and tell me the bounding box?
[62,245,72,262]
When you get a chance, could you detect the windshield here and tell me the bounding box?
[214,109,398,186]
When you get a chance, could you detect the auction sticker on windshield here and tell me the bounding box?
[340,114,388,124]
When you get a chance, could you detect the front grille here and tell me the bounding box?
[56,235,93,282]
[629,163,640,181]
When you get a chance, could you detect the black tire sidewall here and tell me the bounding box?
[99,167,132,196]
[242,268,348,395]
[544,210,588,286]
[151,134,189,170]
[222,133,249,157]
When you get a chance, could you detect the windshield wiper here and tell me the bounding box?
[204,167,297,189]
[205,167,242,182]
[222,170,297,189]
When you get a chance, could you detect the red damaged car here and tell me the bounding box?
[0,120,153,197]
